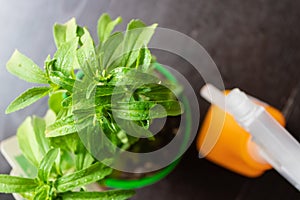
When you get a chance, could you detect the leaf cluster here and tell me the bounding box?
[1,13,183,199]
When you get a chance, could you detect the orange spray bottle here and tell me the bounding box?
[197,84,300,191]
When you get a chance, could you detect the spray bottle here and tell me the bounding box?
[197,84,300,191]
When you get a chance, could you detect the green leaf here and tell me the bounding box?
[112,100,183,120]
[61,95,72,108]
[53,37,79,76]
[48,92,64,115]
[17,117,44,167]
[53,18,77,48]
[122,20,157,67]
[108,68,160,86]
[53,24,67,48]
[61,190,135,200]
[101,32,124,70]
[135,84,177,101]
[95,85,125,97]
[58,151,75,174]
[56,162,112,192]
[32,116,50,156]
[97,13,122,43]
[77,28,98,78]
[50,133,80,153]
[0,175,38,193]
[33,185,50,200]
[38,148,60,182]
[115,118,154,139]
[49,71,75,92]
[6,87,50,114]
[44,109,56,126]
[127,19,146,30]
[103,21,156,72]
[65,18,78,42]
[6,50,48,84]
[136,47,152,71]
[75,142,94,170]
[86,82,97,99]
[19,192,35,199]
[46,115,77,137]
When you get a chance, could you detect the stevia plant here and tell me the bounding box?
[0,13,183,199]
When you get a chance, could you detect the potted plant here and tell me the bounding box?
[0,13,191,199]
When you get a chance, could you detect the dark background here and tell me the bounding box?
[0,0,300,199]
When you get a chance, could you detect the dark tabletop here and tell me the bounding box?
[0,0,300,199]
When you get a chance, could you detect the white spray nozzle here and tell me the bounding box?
[200,84,226,111]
